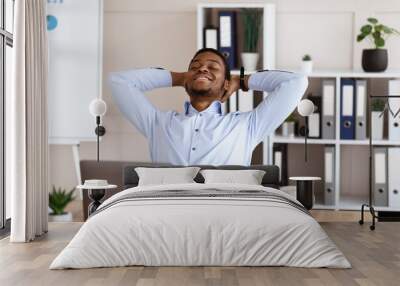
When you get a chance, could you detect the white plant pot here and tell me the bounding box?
[49,212,73,222]
[301,61,313,74]
[241,53,259,71]
[371,111,384,140]
[281,122,295,137]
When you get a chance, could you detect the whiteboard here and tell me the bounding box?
[47,0,103,144]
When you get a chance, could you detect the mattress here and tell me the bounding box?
[50,183,351,269]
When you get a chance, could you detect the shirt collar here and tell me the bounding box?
[184,100,223,116]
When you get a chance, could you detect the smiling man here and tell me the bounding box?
[108,48,308,165]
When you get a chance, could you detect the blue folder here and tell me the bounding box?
[340,79,356,139]
[218,11,237,69]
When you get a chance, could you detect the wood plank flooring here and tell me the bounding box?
[1,221,399,286]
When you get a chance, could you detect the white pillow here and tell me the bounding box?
[135,167,201,186]
[200,169,266,185]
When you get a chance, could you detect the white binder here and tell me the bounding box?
[322,80,335,139]
[204,28,218,50]
[274,151,282,182]
[388,148,400,208]
[388,80,400,141]
[309,113,320,138]
[355,80,367,140]
[373,147,388,206]
[324,146,335,205]
[238,89,254,112]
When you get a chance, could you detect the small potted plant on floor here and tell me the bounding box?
[371,98,385,140]
[357,17,400,72]
[301,54,313,74]
[241,8,262,71]
[281,113,296,137]
[49,186,75,222]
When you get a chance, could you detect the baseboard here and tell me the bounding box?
[377,211,400,222]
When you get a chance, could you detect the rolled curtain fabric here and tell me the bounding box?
[9,0,49,242]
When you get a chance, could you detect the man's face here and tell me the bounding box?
[185,52,228,100]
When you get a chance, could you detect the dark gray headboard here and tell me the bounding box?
[123,163,280,189]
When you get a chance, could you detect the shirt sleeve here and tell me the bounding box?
[247,70,308,146]
[108,68,172,137]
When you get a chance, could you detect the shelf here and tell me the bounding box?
[276,68,400,78]
[313,204,336,210]
[339,139,400,146]
[271,136,400,146]
[198,3,268,9]
[231,68,400,78]
[271,136,335,145]
[338,195,368,210]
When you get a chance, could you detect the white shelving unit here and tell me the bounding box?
[269,69,400,211]
[197,2,275,164]
[196,4,400,212]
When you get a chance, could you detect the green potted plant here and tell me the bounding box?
[282,113,296,137]
[371,98,385,139]
[49,186,75,222]
[301,54,313,74]
[241,8,262,71]
[357,17,400,72]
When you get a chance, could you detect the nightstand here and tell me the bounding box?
[77,183,117,216]
[289,177,321,210]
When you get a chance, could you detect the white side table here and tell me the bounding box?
[77,184,117,216]
[289,177,321,210]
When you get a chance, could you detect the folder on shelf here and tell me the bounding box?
[355,79,367,140]
[228,91,238,112]
[203,26,219,50]
[238,89,253,112]
[273,143,288,186]
[373,147,388,206]
[324,146,335,205]
[308,96,321,138]
[388,80,400,141]
[322,79,336,139]
[388,147,400,208]
[218,11,237,69]
[340,79,355,140]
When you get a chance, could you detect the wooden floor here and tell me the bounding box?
[1,221,399,286]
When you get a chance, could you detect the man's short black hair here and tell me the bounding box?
[189,48,231,81]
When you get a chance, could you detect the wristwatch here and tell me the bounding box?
[240,66,249,92]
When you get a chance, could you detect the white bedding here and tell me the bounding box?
[50,183,351,269]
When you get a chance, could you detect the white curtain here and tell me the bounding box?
[9,0,49,242]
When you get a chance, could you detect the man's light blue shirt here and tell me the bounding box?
[108,68,308,166]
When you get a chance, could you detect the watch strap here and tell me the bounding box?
[240,66,249,92]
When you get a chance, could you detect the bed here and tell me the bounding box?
[50,164,351,269]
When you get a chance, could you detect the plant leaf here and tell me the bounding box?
[381,25,392,34]
[375,37,385,48]
[374,24,383,33]
[361,24,372,34]
[372,31,381,39]
[367,17,378,24]
[357,33,366,42]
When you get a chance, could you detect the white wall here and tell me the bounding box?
[50,0,400,191]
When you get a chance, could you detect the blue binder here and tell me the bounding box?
[340,79,356,139]
[218,11,237,69]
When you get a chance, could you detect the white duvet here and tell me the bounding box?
[50,183,351,269]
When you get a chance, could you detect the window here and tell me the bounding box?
[0,0,14,233]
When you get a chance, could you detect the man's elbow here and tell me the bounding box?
[292,73,308,101]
